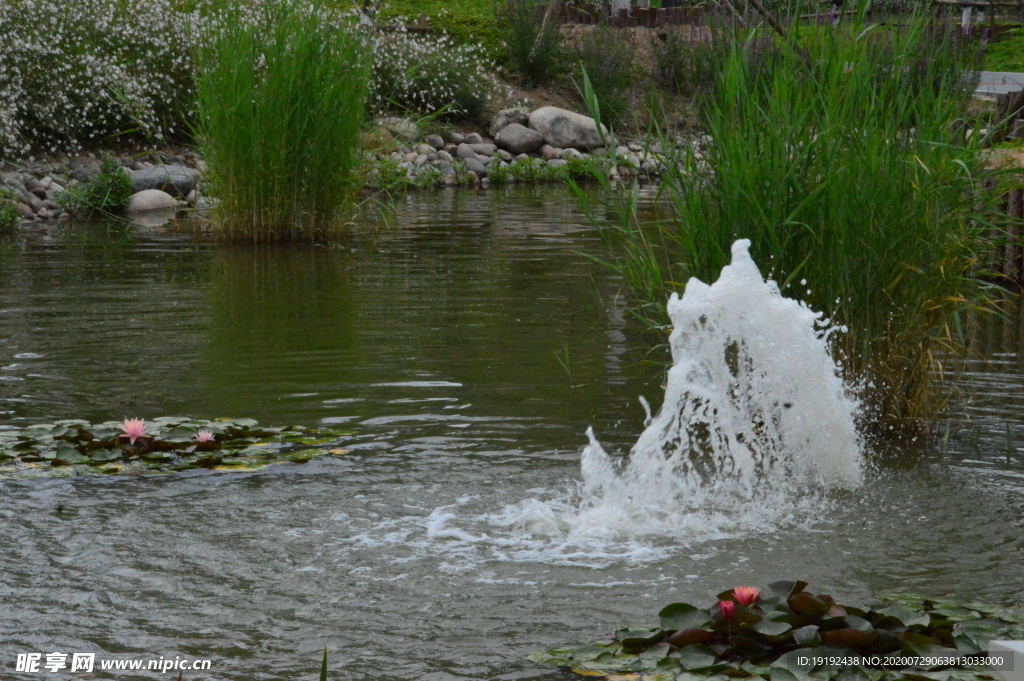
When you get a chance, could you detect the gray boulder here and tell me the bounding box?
[489,107,529,138]
[69,156,102,183]
[129,164,200,197]
[528,106,611,150]
[538,144,562,161]
[495,123,544,155]
[547,159,568,168]
[456,144,476,160]
[376,116,418,142]
[125,189,179,213]
[462,157,487,176]
[425,134,445,150]
[464,132,484,145]
[468,143,496,157]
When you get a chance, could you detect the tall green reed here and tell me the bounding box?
[581,17,1012,438]
[192,0,368,242]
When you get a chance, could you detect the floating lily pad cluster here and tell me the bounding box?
[528,581,1024,681]
[0,417,352,478]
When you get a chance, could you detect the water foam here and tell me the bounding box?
[575,239,863,536]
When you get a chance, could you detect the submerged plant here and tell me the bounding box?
[192,0,369,242]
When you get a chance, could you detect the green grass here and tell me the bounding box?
[192,0,369,242]
[984,28,1024,72]
[581,17,1011,438]
[376,0,504,61]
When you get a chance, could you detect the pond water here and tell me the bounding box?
[1,187,1022,681]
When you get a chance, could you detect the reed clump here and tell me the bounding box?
[586,16,1012,439]
[192,0,368,242]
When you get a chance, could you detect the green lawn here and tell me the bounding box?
[985,28,1024,72]
[378,0,505,60]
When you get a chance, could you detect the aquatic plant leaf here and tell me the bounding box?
[678,652,717,670]
[754,621,792,638]
[820,628,878,649]
[792,626,820,647]
[877,605,930,628]
[90,450,121,462]
[789,594,831,617]
[668,629,718,648]
[660,604,712,631]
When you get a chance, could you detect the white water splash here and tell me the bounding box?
[339,240,865,568]
[575,239,863,534]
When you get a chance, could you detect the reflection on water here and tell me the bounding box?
[0,186,1022,681]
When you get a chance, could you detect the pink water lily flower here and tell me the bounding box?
[119,418,149,445]
[195,429,216,442]
[734,586,761,606]
[719,600,736,621]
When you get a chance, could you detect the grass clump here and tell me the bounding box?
[192,0,368,242]
[57,154,133,217]
[586,17,1010,438]
[0,190,20,235]
[496,0,564,86]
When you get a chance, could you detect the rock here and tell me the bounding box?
[456,144,476,160]
[495,149,513,162]
[528,107,610,150]
[618,165,632,177]
[437,161,455,176]
[25,179,47,199]
[125,189,179,213]
[415,143,433,156]
[469,143,495,157]
[489,107,529,138]
[449,132,465,144]
[563,148,585,161]
[547,159,568,168]
[425,134,445,150]
[615,145,630,157]
[539,145,562,161]
[415,154,429,167]
[628,142,642,152]
[515,153,530,162]
[376,116,418,142]
[404,152,418,163]
[8,201,33,219]
[463,157,487,176]
[465,170,479,183]
[495,123,544,155]
[437,150,454,163]
[164,154,185,164]
[476,154,493,167]
[625,154,641,168]
[69,156,102,183]
[464,132,484,145]
[480,177,491,188]
[443,174,456,185]
[129,164,200,197]
[186,189,197,205]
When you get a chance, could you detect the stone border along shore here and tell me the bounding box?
[1,106,696,227]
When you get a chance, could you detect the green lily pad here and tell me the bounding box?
[661,604,712,631]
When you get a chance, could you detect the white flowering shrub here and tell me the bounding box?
[0,0,195,158]
[368,27,511,121]
[0,0,509,160]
